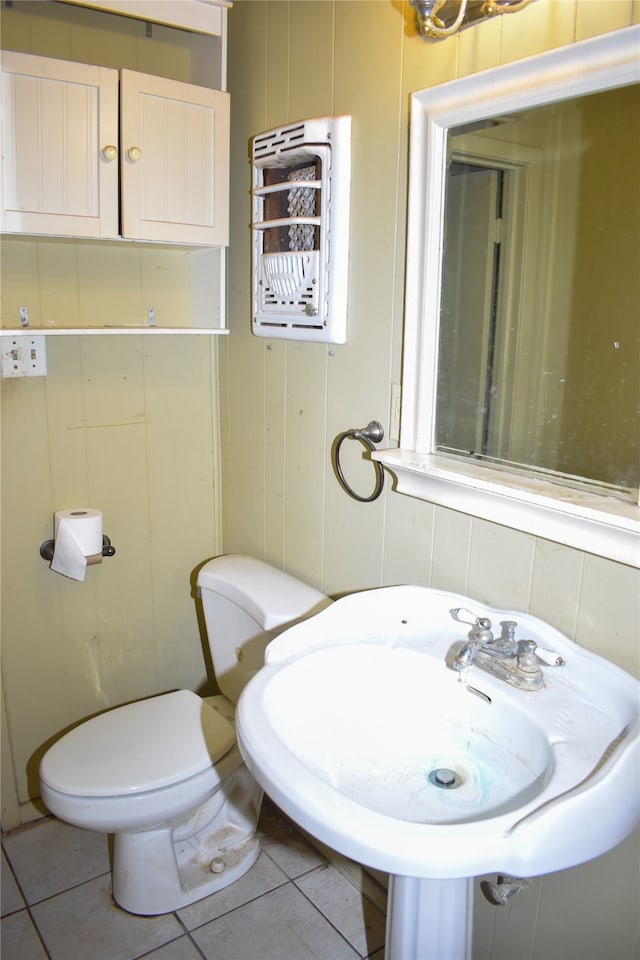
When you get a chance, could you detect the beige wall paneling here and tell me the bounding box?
[400,2,458,95]
[529,540,584,639]
[288,0,335,121]
[140,247,192,330]
[499,0,576,65]
[283,343,328,585]
[320,2,403,594]
[431,506,473,594]
[380,493,435,588]
[264,341,287,570]
[467,519,536,612]
[3,1,74,61]
[35,242,81,327]
[0,1,31,52]
[141,335,218,695]
[1,2,193,91]
[1,373,70,805]
[75,244,143,329]
[75,336,156,707]
[1,692,20,828]
[68,7,140,70]
[530,826,640,959]
[264,1,290,127]
[1,239,41,328]
[576,556,640,676]
[456,9,502,78]
[130,22,191,83]
[224,332,265,557]
[576,0,635,40]
[277,5,335,584]
[224,1,268,560]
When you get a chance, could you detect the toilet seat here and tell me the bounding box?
[40,690,235,798]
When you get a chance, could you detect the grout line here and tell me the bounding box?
[132,927,207,960]
[1,848,54,960]
[178,874,293,937]
[291,878,367,960]
[1,861,112,911]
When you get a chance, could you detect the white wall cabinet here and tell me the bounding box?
[1,51,229,246]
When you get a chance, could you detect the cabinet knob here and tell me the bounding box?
[102,145,118,161]
[127,146,142,162]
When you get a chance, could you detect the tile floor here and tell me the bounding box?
[1,799,387,960]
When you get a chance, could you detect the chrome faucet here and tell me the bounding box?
[450,609,565,691]
[451,610,518,666]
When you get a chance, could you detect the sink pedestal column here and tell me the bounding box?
[386,875,473,960]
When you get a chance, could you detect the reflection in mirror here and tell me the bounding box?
[436,84,639,499]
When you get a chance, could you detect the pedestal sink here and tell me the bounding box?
[236,586,639,960]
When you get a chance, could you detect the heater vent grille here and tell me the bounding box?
[251,116,351,343]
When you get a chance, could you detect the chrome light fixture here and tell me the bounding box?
[409,0,535,39]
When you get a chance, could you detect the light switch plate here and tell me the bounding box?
[1,335,48,377]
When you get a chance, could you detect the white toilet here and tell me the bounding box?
[39,555,330,915]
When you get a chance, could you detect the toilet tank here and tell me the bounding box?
[197,555,331,704]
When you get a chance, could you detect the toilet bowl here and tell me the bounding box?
[39,556,331,915]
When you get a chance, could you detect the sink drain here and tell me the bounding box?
[428,767,462,789]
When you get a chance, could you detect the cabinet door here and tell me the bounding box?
[1,52,119,238]
[120,70,229,245]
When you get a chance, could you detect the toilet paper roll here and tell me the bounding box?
[51,509,103,581]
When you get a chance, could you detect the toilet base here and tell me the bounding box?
[113,820,261,915]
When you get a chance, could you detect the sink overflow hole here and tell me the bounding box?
[428,768,462,789]
[466,685,492,704]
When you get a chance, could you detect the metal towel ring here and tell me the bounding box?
[334,420,385,502]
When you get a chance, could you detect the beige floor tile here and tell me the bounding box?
[177,850,288,929]
[2,818,109,904]
[138,936,205,960]
[258,800,325,878]
[1,852,25,916]
[1,910,48,960]
[192,881,360,960]
[30,874,182,960]
[295,864,386,957]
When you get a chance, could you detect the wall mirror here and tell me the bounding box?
[376,26,640,566]
[439,83,639,496]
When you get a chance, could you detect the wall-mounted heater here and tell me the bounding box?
[251,115,351,344]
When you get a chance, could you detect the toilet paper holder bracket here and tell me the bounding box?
[40,535,116,562]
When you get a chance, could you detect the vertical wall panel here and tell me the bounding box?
[264,342,287,569]
[289,0,335,119]
[265,1,290,127]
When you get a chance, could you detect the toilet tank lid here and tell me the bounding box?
[197,555,330,631]
[39,690,235,797]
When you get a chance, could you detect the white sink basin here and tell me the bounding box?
[260,644,553,826]
[237,585,639,881]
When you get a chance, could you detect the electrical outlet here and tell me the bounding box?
[1,335,48,378]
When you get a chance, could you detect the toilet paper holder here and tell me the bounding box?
[39,535,116,562]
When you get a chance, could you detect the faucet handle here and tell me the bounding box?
[451,608,491,628]
[450,608,494,643]
[517,639,542,675]
[517,640,566,672]
[535,647,566,667]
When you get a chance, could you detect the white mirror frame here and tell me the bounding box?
[375,25,640,568]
